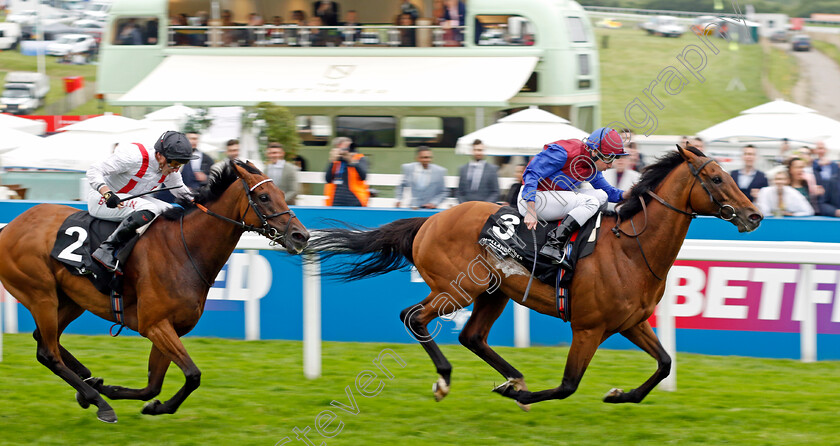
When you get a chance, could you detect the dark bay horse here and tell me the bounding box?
[0,160,309,423]
[310,146,761,409]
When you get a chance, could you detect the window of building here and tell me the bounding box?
[113,17,159,45]
[566,17,588,43]
[475,15,535,46]
[577,54,590,76]
[576,106,594,132]
[402,117,465,147]
[336,116,396,147]
[296,115,332,146]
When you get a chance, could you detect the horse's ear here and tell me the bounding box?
[677,144,695,162]
[232,160,251,179]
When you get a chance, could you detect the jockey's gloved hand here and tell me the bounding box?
[103,191,120,208]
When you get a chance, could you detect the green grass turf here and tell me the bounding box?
[596,27,768,136]
[0,333,838,445]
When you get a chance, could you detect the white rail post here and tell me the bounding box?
[302,253,322,379]
[798,264,816,363]
[513,303,530,348]
[244,250,261,341]
[657,275,677,392]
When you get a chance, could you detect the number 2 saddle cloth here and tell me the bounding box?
[477,206,602,320]
[50,211,141,296]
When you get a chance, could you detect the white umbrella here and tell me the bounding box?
[58,113,148,133]
[143,103,198,121]
[696,99,840,144]
[0,127,43,154]
[2,127,162,171]
[0,113,47,134]
[455,107,588,156]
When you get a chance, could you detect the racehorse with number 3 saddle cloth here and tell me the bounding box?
[309,146,762,410]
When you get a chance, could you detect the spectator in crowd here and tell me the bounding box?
[730,144,768,202]
[812,141,838,190]
[432,0,446,24]
[246,12,265,45]
[786,156,819,208]
[395,146,447,209]
[442,0,466,45]
[626,141,645,172]
[601,155,640,195]
[690,136,704,151]
[398,12,416,47]
[400,0,420,21]
[503,164,526,207]
[146,18,158,44]
[155,131,213,202]
[117,19,144,45]
[340,10,362,43]
[265,142,299,205]
[266,15,285,44]
[775,138,791,165]
[210,139,240,176]
[306,16,332,46]
[457,139,499,203]
[325,137,369,206]
[817,156,840,217]
[313,0,340,26]
[756,165,814,217]
[293,154,311,194]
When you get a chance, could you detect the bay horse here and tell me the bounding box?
[0,160,309,423]
[309,146,761,408]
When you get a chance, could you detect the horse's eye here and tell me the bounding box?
[712,176,722,184]
[259,194,270,202]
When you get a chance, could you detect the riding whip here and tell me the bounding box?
[118,186,183,203]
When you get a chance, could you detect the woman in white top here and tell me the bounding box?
[756,165,815,217]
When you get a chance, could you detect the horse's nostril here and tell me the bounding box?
[292,231,308,242]
[749,213,763,222]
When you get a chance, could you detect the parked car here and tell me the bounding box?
[769,29,789,43]
[0,22,23,50]
[690,16,718,36]
[641,16,686,38]
[5,10,39,27]
[791,34,811,51]
[46,33,96,56]
[0,72,51,115]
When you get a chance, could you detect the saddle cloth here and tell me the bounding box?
[50,211,139,295]
[477,206,601,288]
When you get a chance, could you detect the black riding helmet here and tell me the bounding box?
[154,131,200,162]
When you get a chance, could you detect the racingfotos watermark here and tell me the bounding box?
[273,349,406,445]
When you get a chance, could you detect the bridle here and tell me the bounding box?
[611,157,737,281]
[184,176,298,287]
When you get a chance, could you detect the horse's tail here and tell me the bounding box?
[307,217,428,281]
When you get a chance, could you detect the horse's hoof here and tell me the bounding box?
[142,399,164,415]
[603,387,625,403]
[84,376,104,389]
[97,408,118,424]
[516,401,531,412]
[75,391,90,409]
[432,375,450,402]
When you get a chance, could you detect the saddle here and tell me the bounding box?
[50,211,140,296]
[477,206,602,320]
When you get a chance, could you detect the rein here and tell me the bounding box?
[611,157,734,281]
[180,176,298,287]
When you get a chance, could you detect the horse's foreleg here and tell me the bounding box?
[494,328,602,405]
[459,293,530,411]
[400,300,453,402]
[140,320,200,416]
[603,320,671,404]
[95,345,170,402]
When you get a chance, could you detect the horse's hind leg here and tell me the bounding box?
[603,320,671,404]
[27,297,117,423]
[400,297,453,402]
[494,328,604,405]
[95,345,170,402]
[55,297,91,379]
[459,292,531,411]
[140,319,201,416]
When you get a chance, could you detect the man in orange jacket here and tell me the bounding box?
[324,136,370,206]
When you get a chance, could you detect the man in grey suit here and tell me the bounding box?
[395,146,447,209]
[265,142,300,205]
[457,139,499,203]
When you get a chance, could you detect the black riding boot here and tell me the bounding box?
[92,210,155,272]
[539,216,582,271]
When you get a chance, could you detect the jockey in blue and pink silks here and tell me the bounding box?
[517,127,631,269]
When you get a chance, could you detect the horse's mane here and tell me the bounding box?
[613,146,705,221]
[160,159,261,221]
